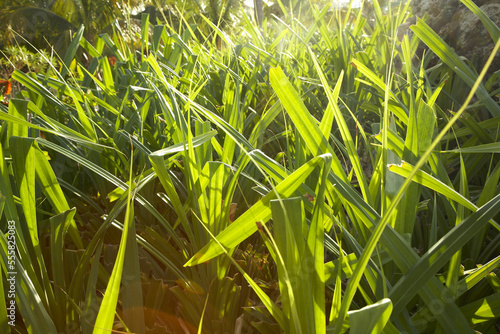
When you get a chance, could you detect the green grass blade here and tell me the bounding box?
[445,156,468,301]
[141,13,150,56]
[411,19,500,117]
[50,209,76,327]
[10,137,38,251]
[33,145,83,248]
[121,202,145,334]
[61,25,85,78]
[458,256,500,297]
[0,233,57,333]
[197,220,287,329]
[271,198,309,333]
[269,66,348,182]
[460,0,500,42]
[351,59,408,123]
[442,142,500,154]
[389,161,500,231]
[306,150,331,333]
[340,25,500,334]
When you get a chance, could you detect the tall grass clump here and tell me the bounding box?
[0,0,499,333]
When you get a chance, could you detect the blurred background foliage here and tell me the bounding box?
[0,0,399,54]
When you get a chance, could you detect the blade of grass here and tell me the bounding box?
[336,21,500,334]
[347,298,393,334]
[269,66,349,183]
[310,52,372,205]
[460,0,500,42]
[61,25,85,78]
[389,161,500,231]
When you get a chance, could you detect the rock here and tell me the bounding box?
[412,0,459,35]
[412,0,500,75]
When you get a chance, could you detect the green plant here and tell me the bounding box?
[1,45,56,77]
[0,0,499,333]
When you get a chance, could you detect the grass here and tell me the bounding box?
[0,0,499,333]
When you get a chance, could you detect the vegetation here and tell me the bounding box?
[0,0,246,51]
[0,0,499,333]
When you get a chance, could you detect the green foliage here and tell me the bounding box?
[0,45,56,78]
[0,0,499,333]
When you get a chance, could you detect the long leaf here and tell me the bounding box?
[388,193,500,313]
